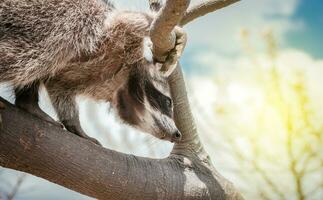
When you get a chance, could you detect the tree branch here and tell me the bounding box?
[148,0,203,155]
[148,0,243,199]
[150,0,190,61]
[180,0,241,26]
[0,98,243,200]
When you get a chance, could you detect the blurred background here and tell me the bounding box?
[1,0,322,199]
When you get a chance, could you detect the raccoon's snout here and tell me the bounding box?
[160,130,182,143]
[171,130,182,143]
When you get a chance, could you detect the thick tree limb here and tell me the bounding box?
[0,98,243,200]
[180,0,241,26]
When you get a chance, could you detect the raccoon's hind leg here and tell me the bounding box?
[15,82,62,127]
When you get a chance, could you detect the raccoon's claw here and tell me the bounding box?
[86,137,102,146]
[78,133,102,146]
[63,122,102,146]
[161,27,187,75]
[36,112,64,128]
[76,133,101,146]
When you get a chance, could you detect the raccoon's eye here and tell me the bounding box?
[166,97,172,108]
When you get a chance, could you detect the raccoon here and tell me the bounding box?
[0,0,185,144]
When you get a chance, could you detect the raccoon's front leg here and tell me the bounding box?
[14,82,63,127]
[160,27,187,75]
[49,92,101,145]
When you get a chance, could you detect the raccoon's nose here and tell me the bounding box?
[171,130,182,142]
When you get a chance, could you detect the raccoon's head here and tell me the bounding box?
[113,61,181,143]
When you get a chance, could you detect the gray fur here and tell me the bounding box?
[0,0,111,87]
[0,0,181,143]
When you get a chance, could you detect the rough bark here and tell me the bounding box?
[0,0,244,199]
[0,98,243,200]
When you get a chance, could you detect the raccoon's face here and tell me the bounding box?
[113,63,182,143]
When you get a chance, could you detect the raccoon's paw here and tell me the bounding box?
[78,132,102,146]
[63,122,102,146]
[89,137,101,146]
[173,26,187,58]
[161,27,187,75]
[78,134,101,146]
[16,102,63,128]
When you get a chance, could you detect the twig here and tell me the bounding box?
[7,174,27,200]
[180,0,241,26]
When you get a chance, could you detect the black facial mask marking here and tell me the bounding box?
[128,71,144,106]
[145,80,173,117]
